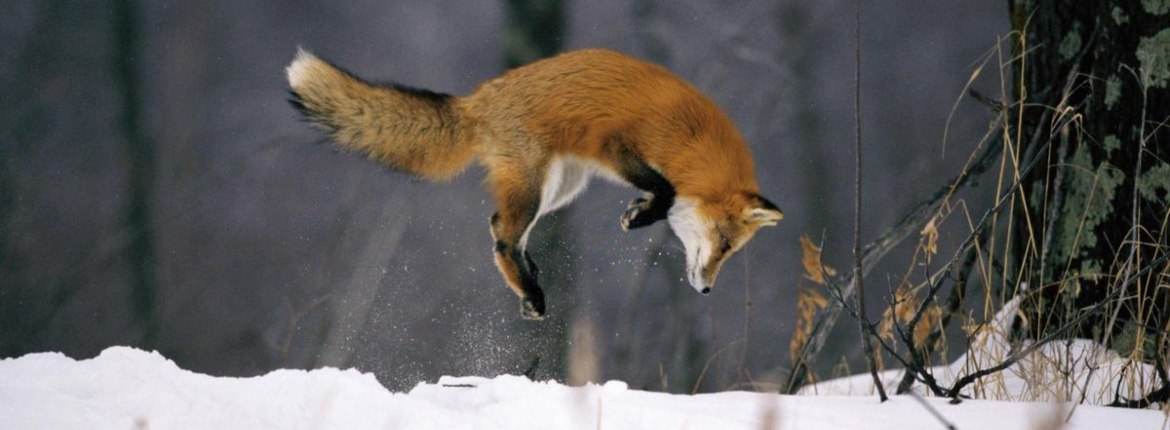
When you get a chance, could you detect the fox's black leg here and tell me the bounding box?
[621,193,672,230]
[611,145,675,230]
[488,167,546,319]
[620,197,651,230]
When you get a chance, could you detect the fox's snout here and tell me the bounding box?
[670,198,733,296]
[687,249,728,295]
[685,265,714,295]
[691,269,716,295]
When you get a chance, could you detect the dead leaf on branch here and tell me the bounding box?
[800,235,837,284]
[920,215,940,264]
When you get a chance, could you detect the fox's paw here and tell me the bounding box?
[620,197,651,231]
[520,296,546,320]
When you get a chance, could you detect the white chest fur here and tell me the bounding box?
[538,156,629,216]
[518,157,629,248]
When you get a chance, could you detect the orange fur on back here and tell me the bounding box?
[290,48,760,198]
[462,49,759,200]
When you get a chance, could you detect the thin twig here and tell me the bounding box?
[851,0,887,402]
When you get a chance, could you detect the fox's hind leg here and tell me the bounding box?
[487,164,546,319]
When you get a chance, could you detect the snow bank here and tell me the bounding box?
[0,347,438,429]
[1,346,1164,429]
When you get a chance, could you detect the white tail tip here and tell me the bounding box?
[286,47,317,89]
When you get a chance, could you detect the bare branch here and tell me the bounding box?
[895,236,983,395]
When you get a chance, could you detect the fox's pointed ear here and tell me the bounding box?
[744,194,783,226]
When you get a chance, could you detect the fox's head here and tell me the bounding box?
[668,192,783,294]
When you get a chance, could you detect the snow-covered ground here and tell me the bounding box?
[1,346,1165,430]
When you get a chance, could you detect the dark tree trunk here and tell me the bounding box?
[1009,1,1169,358]
[505,0,564,68]
[113,0,159,348]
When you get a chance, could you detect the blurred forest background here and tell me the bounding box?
[1,0,1009,392]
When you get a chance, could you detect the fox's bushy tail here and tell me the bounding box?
[286,49,475,181]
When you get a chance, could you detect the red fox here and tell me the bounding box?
[287,48,782,319]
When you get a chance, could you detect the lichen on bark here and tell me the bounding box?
[1102,135,1121,155]
[1052,143,1126,271]
[1136,28,1170,88]
[1112,6,1130,24]
[1138,163,1170,203]
[1104,75,1122,109]
[1059,32,1082,61]
[1141,0,1170,15]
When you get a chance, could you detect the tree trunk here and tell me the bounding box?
[113,0,159,348]
[1009,1,1169,358]
[505,0,564,68]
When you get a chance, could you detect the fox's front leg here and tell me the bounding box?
[620,193,671,230]
[488,169,546,319]
[614,149,676,231]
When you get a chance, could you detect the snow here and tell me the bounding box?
[1,347,1166,429]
